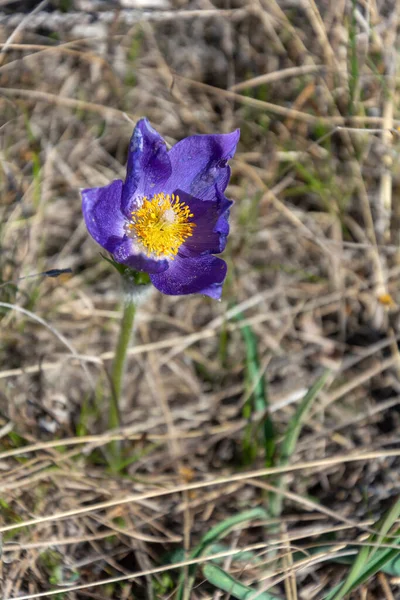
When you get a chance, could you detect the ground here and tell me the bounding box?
[1,1,400,599]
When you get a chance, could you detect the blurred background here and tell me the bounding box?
[1,1,400,598]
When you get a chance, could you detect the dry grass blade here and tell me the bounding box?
[2,451,400,534]
[2,2,400,597]
[1,542,280,600]
[0,302,94,388]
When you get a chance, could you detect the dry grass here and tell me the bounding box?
[1,1,400,598]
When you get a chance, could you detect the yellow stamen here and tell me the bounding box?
[128,192,195,258]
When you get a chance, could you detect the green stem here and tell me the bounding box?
[109,293,136,468]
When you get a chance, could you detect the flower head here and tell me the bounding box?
[81,118,239,299]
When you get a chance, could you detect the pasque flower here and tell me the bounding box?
[82,118,239,299]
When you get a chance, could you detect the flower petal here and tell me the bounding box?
[177,189,232,256]
[82,179,125,252]
[121,118,172,216]
[150,254,227,299]
[165,129,240,200]
[113,238,169,274]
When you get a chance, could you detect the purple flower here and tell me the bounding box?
[82,118,239,299]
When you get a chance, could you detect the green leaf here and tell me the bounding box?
[198,508,268,553]
[203,563,281,600]
[206,543,262,565]
[380,548,400,576]
[176,508,268,600]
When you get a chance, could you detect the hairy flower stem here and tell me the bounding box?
[107,269,151,471]
[108,293,136,469]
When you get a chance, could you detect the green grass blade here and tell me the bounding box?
[269,370,330,518]
[203,563,281,600]
[176,508,268,600]
[355,544,400,582]
[325,500,400,599]
[279,370,330,464]
[324,546,370,600]
[368,497,400,561]
[240,322,268,413]
[325,545,400,600]
[319,546,400,577]
[237,311,275,467]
